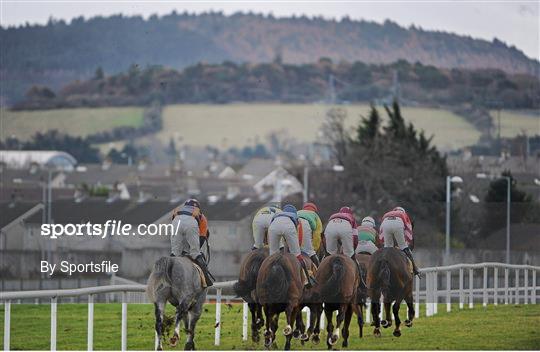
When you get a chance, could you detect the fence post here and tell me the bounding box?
[504,268,509,305]
[446,270,451,312]
[425,272,431,317]
[494,267,498,306]
[305,307,311,329]
[415,275,420,318]
[366,302,371,323]
[121,292,127,351]
[459,268,464,309]
[4,300,10,351]
[469,268,474,309]
[51,297,57,351]
[88,294,94,351]
[320,305,326,329]
[483,266,488,307]
[533,270,537,304]
[515,269,519,304]
[242,302,248,341]
[524,269,528,304]
[433,271,438,315]
[214,289,222,346]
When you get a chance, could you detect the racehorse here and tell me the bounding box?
[367,247,415,338]
[256,252,304,350]
[312,254,362,349]
[233,248,269,342]
[147,256,207,350]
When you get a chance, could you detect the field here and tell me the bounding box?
[0,107,144,140]
[157,104,481,151]
[490,110,540,138]
[1,303,538,350]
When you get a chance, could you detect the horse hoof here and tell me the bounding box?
[374,329,381,338]
[328,335,338,346]
[381,320,391,328]
[264,330,272,339]
[252,334,260,343]
[342,340,349,348]
[283,325,293,336]
[293,329,301,339]
[393,330,402,337]
[312,334,320,345]
[170,335,178,347]
[184,341,195,350]
[300,333,309,341]
[405,320,413,328]
[264,338,273,348]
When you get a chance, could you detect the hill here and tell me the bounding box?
[2,11,538,103]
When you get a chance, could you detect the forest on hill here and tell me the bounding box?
[17,59,540,110]
[2,11,539,103]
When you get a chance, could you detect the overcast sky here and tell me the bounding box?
[1,1,538,60]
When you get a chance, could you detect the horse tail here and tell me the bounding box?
[321,257,344,302]
[378,259,391,298]
[146,256,174,302]
[262,257,290,304]
[234,253,265,298]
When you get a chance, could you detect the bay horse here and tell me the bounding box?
[256,252,304,350]
[147,256,207,350]
[233,248,269,342]
[368,247,415,338]
[312,254,362,349]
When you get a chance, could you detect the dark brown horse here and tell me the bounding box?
[312,254,362,349]
[256,252,304,350]
[233,248,268,342]
[368,247,415,338]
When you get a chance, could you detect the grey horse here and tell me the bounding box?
[147,256,207,350]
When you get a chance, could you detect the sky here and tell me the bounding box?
[1,1,539,60]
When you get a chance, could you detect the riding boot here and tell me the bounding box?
[402,247,421,277]
[195,254,214,286]
[310,254,320,267]
[298,258,317,288]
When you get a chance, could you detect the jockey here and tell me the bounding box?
[297,202,323,266]
[251,203,281,250]
[355,216,379,255]
[380,206,420,276]
[268,204,317,288]
[170,198,214,286]
[325,206,357,258]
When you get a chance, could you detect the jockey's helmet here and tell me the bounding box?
[303,202,318,212]
[184,198,201,208]
[394,206,406,213]
[283,204,297,214]
[339,206,353,214]
[361,216,376,228]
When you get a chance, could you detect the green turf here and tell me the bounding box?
[489,110,540,138]
[1,303,538,350]
[1,107,144,141]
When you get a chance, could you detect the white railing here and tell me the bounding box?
[1,262,539,351]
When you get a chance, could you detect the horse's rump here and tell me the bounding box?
[234,248,268,301]
[256,253,302,305]
[368,248,412,301]
[316,255,357,304]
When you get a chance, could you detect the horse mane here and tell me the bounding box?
[260,255,290,304]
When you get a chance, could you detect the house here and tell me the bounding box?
[237,158,303,201]
[0,150,77,170]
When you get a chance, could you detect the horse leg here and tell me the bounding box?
[263,305,273,348]
[381,301,393,328]
[405,294,414,328]
[392,299,402,337]
[170,304,187,347]
[372,301,381,337]
[329,304,346,346]
[293,307,305,339]
[341,305,353,348]
[256,304,265,329]
[153,302,166,351]
[284,306,299,350]
[249,303,260,343]
[311,304,322,345]
[325,308,335,349]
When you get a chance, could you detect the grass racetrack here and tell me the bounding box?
[1,303,538,350]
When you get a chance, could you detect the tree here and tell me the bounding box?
[94,67,104,80]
